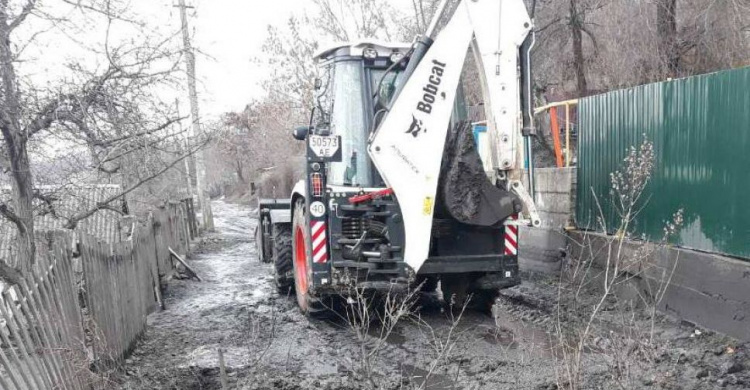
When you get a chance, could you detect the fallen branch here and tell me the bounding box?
[168,247,201,281]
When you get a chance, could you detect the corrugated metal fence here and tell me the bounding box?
[576,66,750,260]
[0,201,197,389]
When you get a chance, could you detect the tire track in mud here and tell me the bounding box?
[495,285,557,329]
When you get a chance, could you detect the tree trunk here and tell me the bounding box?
[569,0,588,96]
[656,0,679,76]
[235,162,246,184]
[0,7,35,278]
[7,139,36,276]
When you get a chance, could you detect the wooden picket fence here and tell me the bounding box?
[0,200,198,389]
[0,240,89,390]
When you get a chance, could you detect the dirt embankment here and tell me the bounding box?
[112,201,749,390]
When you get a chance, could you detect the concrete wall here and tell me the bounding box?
[568,231,750,341]
[519,168,576,274]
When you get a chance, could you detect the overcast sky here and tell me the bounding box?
[188,0,302,118]
[180,0,411,119]
[16,0,413,122]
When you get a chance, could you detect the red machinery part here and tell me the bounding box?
[348,188,394,204]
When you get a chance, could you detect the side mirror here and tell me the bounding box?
[292,126,309,141]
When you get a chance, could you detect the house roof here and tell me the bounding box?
[0,184,129,267]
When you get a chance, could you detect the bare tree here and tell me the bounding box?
[532,0,748,97]
[656,0,679,76]
[0,0,201,284]
[309,0,395,42]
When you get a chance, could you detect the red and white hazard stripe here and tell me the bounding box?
[311,220,329,263]
[504,215,519,256]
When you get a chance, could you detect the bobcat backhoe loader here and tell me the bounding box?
[256,0,541,316]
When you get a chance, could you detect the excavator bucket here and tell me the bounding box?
[437,121,522,226]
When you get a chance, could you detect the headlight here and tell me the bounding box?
[363,47,378,60]
[390,52,405,63]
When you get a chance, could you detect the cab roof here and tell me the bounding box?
[313,40,412,62]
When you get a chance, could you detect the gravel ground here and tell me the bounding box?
[111,200,749,390]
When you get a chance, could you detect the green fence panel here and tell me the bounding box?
[576,66,750,260]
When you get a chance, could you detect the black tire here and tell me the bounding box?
[414,275,439,292]
[258,216,274,264]
[468,289,499,313]
[272,223,294,294]
[291,199,330,319]
[441,275,471,308]
[441,274,498,313]
[255,224,265,263]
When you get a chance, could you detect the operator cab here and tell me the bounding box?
[311,41,411,188]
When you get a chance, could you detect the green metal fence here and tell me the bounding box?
[576,66,750,260]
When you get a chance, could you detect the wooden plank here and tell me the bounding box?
[42,245,77,386]
[0,289,49,390]
[58,243,86,355]
[125,242,136,350]
[168,247,202,281]
[111,245,123,360]
[82,235,100,362]
[22,268,71,389]
[21,266,69,389]
[0,345,19,390]
[96,238,111,362]
[51,244,85,390]
[151,214,167,309]
[13,279,63,389]
[81,233,104,363]
[218,348,229,389]
[0,322,30,390]
[147,222,164,311]
[56,243,86,390]
[101,241,116,361]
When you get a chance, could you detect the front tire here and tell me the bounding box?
[272,224,293,294]
[291,199,328,318]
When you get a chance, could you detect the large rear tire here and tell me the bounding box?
[272,224,293,294]
[291,199,329,318]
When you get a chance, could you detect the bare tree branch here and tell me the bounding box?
[8,0,35,32]
[63,138,210,229]
[0,260,24,286]
[0,202,24,233]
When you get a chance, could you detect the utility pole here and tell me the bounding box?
[176,0,214,231]
[175,98,195,201]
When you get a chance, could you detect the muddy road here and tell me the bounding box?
[114,201,748,390]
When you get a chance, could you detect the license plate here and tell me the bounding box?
[309,135,340,158]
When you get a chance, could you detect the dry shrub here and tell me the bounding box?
[554,138,685,390]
